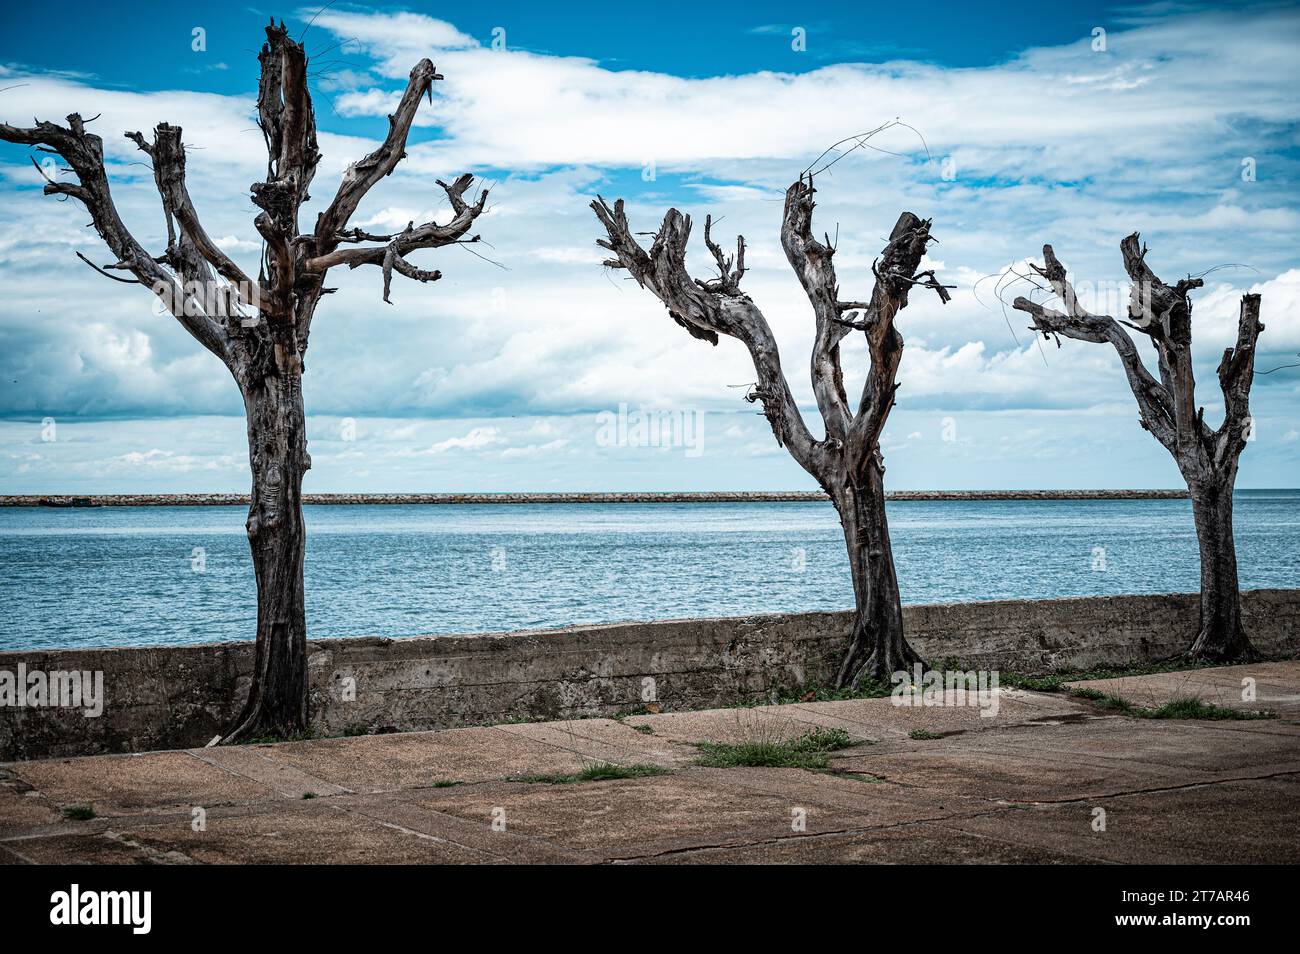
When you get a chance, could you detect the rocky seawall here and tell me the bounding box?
[0,489,1189,507]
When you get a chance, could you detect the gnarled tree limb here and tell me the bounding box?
[592,194,818,471]
[593,175,946,688]
[303,173,488,302]
[3,17,496,742]
[1012,234,1265,662]
[0,113,229,361]
[313,58,441,244]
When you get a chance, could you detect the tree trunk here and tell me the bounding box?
[1185,476,1256,661]
[833,464,921,688]
[223,367,310,741]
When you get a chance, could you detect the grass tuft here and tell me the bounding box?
[63,805,95,821]
[1138,695,1275,720]
[1069,689,1275,720]
[694,727,856,770]
[514,762,670,785]
[908,729,944,740]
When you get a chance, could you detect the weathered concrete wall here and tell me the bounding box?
[2,589,1296,761]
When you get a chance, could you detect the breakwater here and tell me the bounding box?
[1,489,1189,507]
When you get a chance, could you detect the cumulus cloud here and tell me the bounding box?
[1,5,1298,490]
[423,426,503,453]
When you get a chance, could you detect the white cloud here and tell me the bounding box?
[424,426,502,453]
[1,6,1298,491]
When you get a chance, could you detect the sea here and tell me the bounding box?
[1,491,1296,651]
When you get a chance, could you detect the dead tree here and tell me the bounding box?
[1013,236,1262,661]
[593,176,948,687]
[1,21,488,739]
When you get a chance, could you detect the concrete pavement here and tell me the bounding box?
[2,661,1297,864]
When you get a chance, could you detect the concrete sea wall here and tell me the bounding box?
[2,589,1295,761]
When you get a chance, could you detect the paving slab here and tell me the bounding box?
[188,746,351,798]
[3,662,1297,864]
[412,770,880,862]
[687,764,981,822]
[0,828,165,865]
[246,727,588,792]
[493,718,693,768]
[946,774,1300,864]
[1067,660,1300,718]
[828,745,1202,805]
[621,705,849,747]
[7,750,279,817]
[330,791,594,864]
[0,781,61,835]
[97,800,496,865]
[945,716,1300,776]
[785,689,1094,741]
[636,819,1090,865]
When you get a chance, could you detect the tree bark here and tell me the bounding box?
[593,184,947,694]
[1014,248,1264,666]
[833,462,919,688]
[224,368,310,741]
[1186,476,1255,661]
[3,23,487,744]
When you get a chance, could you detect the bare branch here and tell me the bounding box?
[844,209,944,468]
[1012,242,1187,454]
[781,176,852,442]
[1214,293,1263,468]
[1119,232,1207,451]
[313,56,442,242]
[303,174,488,301]
[75,250,141,284]
[129,123,259,311]
[700,214,746,294]
[591,194,819,471]
[0,113,228,360]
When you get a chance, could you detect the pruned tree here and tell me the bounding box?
[593,176,949,687]
[1012,236,1262,661]
[1,21,489,739]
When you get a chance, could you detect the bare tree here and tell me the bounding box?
[593,176,948,687]
[1012,236,1262,661]
[1,21,489,739]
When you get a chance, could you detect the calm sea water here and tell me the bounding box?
[1,492,1296,651]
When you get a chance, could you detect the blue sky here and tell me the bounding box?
[1,0,1298,492]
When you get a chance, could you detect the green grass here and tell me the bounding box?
[998,672,1071,693]
[831,771,883,783]
[1000,656,1274,694]
[301,792,317,799]
[62,805,95,821]
[736,679,895,709]
[1068,687,1135,712]
[513,763,670,785]
[694,727,856,770]
[1070,690,1275,720]
[1136,695,1274,720]
[908,729,944,740]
